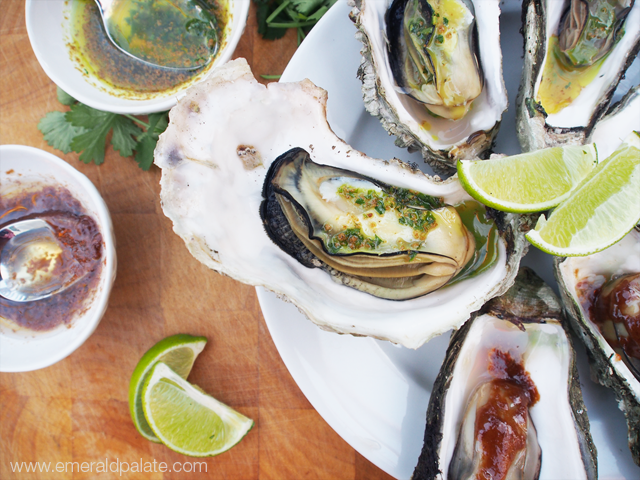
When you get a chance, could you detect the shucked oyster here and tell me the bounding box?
[387,0,483,120]
[261,148,478,300]
[350,0,508,173]
[414,268,597,479]
[555,228,640,465]
[517,0,640,151]
[155,58,527,348]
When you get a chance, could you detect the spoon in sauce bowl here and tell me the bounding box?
[0,219,88,303]
[94,0,219,70]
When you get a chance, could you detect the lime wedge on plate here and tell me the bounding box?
[142,362,254,457]
[129,334,207,442]
[457,144,598,213]
[526,132,640,256]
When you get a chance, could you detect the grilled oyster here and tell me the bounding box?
[414,267,597,479]
[555,227,640,465]
[350,0,508,173]
[261,148,483,301]
[517,0,640,151]
[155,58,527,348]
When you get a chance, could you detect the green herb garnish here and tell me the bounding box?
[254,0,338,45]
[38,87,168,170]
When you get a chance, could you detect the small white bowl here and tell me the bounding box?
[25,0,249,115]
[0,145,117,372]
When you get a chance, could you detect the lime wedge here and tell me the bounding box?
[526,132,640,256]
[129,334,207,442]
[457,144,598,213]
[142,362,254,457]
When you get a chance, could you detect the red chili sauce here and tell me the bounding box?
[579,274,640,364]
[0,185,103,331]
[474,349,540,480]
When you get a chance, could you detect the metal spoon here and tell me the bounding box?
[94,0,219,70]
[0,219,84,303]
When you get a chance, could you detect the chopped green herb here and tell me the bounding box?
[443,17,449,26]
[436,34,445,44]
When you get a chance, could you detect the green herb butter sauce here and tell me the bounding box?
[67,0,229,99]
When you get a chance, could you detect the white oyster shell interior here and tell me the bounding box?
[534,0,640,129]
[440,314,590,479]
[357,0,507,151]
[155,58,514,349]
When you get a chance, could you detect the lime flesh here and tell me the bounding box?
[457,144,598,213]
[129,334,207,442]
[526,132,640,256]
[142,362,254,457]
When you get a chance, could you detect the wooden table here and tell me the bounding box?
[0,2,396,479]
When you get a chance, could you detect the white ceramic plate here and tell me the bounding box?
[256,0,640,479]
[0,146,116,372]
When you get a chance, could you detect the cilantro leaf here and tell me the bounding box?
[134,112,169,170]
[111,116,142,157]
[56,86,77,106]
[290,0,324,16]
[66,104,117,165]
[38,111,87,154]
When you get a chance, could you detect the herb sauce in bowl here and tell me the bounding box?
[68,0,229,98]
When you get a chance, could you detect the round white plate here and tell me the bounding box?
[257,1,639,478]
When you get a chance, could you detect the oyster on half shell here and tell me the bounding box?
[414,268,597,479]
[155,59,527,348]
[517,0,640,151]
[349,0,508,173]
[555,227,640,465]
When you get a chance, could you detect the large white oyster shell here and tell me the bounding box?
[155,59,526,348]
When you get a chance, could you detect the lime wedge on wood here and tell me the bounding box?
[129,334,207,442]
[142,362,254,457]
[526,132,640,256]
[457,144,598,213]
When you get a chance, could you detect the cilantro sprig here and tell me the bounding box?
[38,87,169,170]
[255,0,337,44]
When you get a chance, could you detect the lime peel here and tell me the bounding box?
[142,362,254,457]
[129,334,207,442]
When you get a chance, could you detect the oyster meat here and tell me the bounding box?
[350,0,508,173]
[155,58,527,348]
[261,148,479,300]
[517,0,640,151]
[413,267,597,479]
[555,227,640,465]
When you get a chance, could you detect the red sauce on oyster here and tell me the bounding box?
[475,349,539,480]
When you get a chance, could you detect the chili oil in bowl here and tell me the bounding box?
[0,145,116,372]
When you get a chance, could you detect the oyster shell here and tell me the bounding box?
[589,85,640,159]
[517,0,640,151]
[555,227,640,465]
[349,0,508,173]
[155,58,527,348]
[413,267,597,479]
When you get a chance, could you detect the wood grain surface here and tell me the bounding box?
[0,2,398,479]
